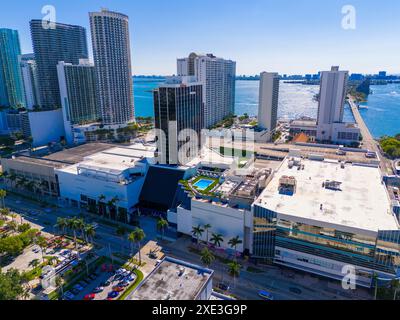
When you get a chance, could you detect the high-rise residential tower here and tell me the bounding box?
[258,72,280,135]
[153,76,204,165]
[89,9,134,125]
[57,60,100,144]
[30,20,88,109]
[0,29,25,108]
[316,66,349,141]
[20,54,40,110]
[177,53,236,128]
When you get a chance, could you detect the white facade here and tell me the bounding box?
[20,54,40,110]
[258,72,280,134]
[177,53,236,128]
[89,9,134,125]
[170,198,253,253]
[27,109,66,147]
[56,143,156,212]
[316,66,351,141]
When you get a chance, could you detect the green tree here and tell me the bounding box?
[227,261,241,286]
[67,218,80,248]
[128,228,146,266]
[156,218,168,240]
[210,233,224,248]
[192,225,204,247]
[0,269,26,300]
[200,247,215,268]
[0,189,6,208]
[84,224,96,244]
[35,235,47,263]
[55,217,68,236]
[228,236,243,260]
[116,225,127,253]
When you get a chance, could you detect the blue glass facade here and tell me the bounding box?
[0,29,25,108]
[252,204,400,284]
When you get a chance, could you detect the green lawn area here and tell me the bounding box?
[118,269,144,300]
[219,147,254,161]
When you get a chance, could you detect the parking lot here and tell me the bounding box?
[63,265,137,301]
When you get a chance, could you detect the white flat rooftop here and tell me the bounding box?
[57,143,156,175]
[257,158,398,233]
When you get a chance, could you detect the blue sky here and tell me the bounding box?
[1,0,399,75]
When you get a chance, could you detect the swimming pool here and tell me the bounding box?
[193,179,215,191]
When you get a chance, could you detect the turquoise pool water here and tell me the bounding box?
[193,179,215,191]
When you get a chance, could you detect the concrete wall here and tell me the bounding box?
[175,198,249,252]
[28,109,66,147]
[56,168,145,210]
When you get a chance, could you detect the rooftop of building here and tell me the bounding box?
[256,157,398,233]
[130,257,213,300]
[7,143,115,169]
[57,142,156,175]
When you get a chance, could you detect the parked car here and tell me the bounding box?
[93,287,104,293]
[217,282,230,291]
[73,284,84,291]
[101,280,111,287]
[63,291,75,300]
[258,290,274,300]
[118,281,130,287]
[112,286,124,292]
[108,291,119,299]
[71,288,80,295]
[125,274,136,282]
[84,293,95,300]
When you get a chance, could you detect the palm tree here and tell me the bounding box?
[227,261,241,287]
[210,233,224,248]
[76,218,86,242]
[35,236,47,263]
[0,189,6,208]
[128,228,146,266]
[0,207,10,221]
[116,225,127,253]
[98,194,106,217]
[203,223,212,244]
[157,218,168,240]
[55,276,64,299]
[112,196,121,221]
[55,217,68,236]
[84,224,96,244]
[67,218,80,248]
[200,247,215,268]
[192,225,204,247]
[228,236,243,260]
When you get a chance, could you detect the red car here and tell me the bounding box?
[83,293,95,300]
[112,286,124,292]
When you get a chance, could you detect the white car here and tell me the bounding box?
[116,268,127,275]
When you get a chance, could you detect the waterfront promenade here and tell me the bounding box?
[348,96,393,175]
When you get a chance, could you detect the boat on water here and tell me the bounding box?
[357,104,368,110]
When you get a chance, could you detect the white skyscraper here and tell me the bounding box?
[177,53,236,128]
[20,54,40,110]
[258,72,280,134]
[89,9,134,125]
[316,66,349,141]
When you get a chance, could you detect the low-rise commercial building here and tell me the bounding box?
[56,142,156,223]
[129,257,214,300]
[253,157,400,287]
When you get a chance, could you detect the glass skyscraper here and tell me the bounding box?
[0,28,25,108]
[153,77,204,165]
[30,20,88,109]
